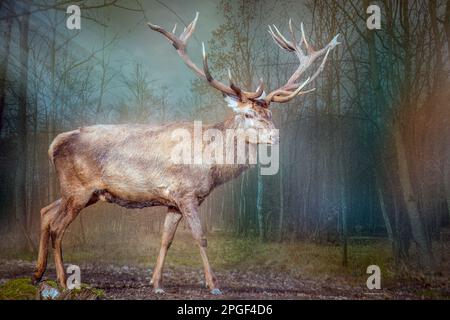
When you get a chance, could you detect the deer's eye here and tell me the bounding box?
[244,114,252,119]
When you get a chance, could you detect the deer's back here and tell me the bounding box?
[49,123,214,207]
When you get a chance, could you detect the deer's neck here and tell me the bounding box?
[207,116,256,186]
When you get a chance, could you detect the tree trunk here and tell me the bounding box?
[15,6,32,251]
[394,127,435,271]
[339,127,348,267]
[0,16,12,134]
[48,7,58,203]
[340,170,348,267]
[376,179,393,242]
[445,0,450,51]
[278,162,284,241]
[238,173,245,234]
[256,168,264,241]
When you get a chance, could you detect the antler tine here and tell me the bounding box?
[228,67,266,99]
[268,26,287,51]
[202,42,214,82]
[268,25,296,52]
[149,13,237,97]
[284,47,332,92]
[288,19,301,52]
[148,21,184,50]
[265,75,310,103]
[273,25,293,48]
[180,11,199,42]
[202,42,241,97]
[300,22,313,54]
[245,78,265,99]
[309,47,332,82]
[284,35,339,92]
[268,27,286,51]
[272,87,316,103]
[265,21,339,104]
[227,69,242,96]
[269,77,316,103]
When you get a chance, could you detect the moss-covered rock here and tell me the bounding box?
[0,278,105,300]
[58,284,105,300]
[39,282,60,300]
[0,278,38,300]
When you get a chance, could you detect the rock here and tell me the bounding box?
[210,288,223,295]
[40,284,60,300]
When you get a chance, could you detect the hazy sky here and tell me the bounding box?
[74,0,225,102]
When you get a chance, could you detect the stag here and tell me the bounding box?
[33,13,339,294]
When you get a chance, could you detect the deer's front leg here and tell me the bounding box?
[151,208,182,293]
[180,202,221,295]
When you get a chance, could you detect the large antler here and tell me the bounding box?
[265,20,340,103]
[148,12,264,100]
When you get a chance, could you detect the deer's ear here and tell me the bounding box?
[224,95,240,112]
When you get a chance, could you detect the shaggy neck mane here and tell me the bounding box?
[207,115,257,186]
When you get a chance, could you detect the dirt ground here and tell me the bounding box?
[1,259,448,300]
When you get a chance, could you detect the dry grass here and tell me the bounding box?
[1,207,448,289]
[0,229,396,286]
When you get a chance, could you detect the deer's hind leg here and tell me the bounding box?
[32,199,61,284]
[50,191,93,288]
[151,207,182,293]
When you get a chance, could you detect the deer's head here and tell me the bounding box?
[148,12,340,145]
[222,94,276,144]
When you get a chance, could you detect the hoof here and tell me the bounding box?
[210,288,223,295]
[154,288,165,295]
[32,271,44,285]
[31,276,40,286]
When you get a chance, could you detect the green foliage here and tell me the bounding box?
[59,284,105,300]
[0,278,104,300]
[0,278,37,300]
[44,280,59,288]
